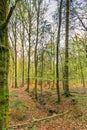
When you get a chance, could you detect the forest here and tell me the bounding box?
[0,0,87,130]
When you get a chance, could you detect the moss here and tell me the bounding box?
[0,68,8,74]
[0,45,9,51]
[0,1,9,129]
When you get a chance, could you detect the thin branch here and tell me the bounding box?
[72,7,87,31]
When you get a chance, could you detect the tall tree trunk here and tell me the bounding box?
[0,1,9,129]
[56,0,63,103]
[27,21,31,91]
[14,19,17,88]
[40,41,44,96]
[21,26,25,87]
[27,0,32,92]
[52,61,55,89]
[63,0,70,97]
[34,1,41,100]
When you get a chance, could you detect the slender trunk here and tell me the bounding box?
[40,42,44,96]
[27,26,31,91]
[14,19,17,88]
[56,0,63,103]
[22,41,24,87]
[79,59,85,87]
[64,0,70,97]
[0,1,9,129]
[51,38,54,89]
[27,3,31,92]
[60,53,65,90]
[34,1,41,100]
[22,26,25,87]
[52,61,55,89]
[35,45,38,100]
[12,64,14,88]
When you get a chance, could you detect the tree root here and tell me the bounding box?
[8,110,70,129]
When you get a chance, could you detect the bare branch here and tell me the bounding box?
[72,7,87,31]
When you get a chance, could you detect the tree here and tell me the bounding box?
[56,0,63,103]
[27,0,32,92]
[0,0,19,129]
[34,0,42,100]
[21,25,25,87]
[9,12,18,88]
[14,15,18,88]
[63,0,70,97]
[39,35,44,96]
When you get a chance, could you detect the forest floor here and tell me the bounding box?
[9,85,87,130]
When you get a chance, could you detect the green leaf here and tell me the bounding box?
[2,128,6,130]
[10,128,14,130]
[32,125,37,130]
[32,117,36,121]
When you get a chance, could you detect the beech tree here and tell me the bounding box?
[14,15,18,88]
[56,0,63,103]
[27,0,32,92]
[34,0,42,100]
[0,0,19,129]
[63,0,70,97]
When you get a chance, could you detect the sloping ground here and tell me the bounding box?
[9,86,87,130]
[9,87,47,125]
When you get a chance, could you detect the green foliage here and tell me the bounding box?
[2,128,6,130]
[32,125,37,130]
[16,113,25,121]
[10,99,22,109]
[9,93,18,98]
[10,129,14,130]
[10,99,29,110]
[54,100,60,104]
[10,98,29,121]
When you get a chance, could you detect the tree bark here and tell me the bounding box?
[40,40,44,96]
[63,0,70,97]
[0,0,19,129]
[14,18,18,88]
[21,26,25,87]
[34,1,41,100]
[27,0,32,92]
[56,0,63,103]
[0,1,9,129]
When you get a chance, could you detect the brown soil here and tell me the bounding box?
[9,86,87,130]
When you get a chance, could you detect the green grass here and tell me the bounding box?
[10,98,29,110]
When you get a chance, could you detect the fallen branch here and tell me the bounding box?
[33,110,70,122]
[8,110,70,129]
